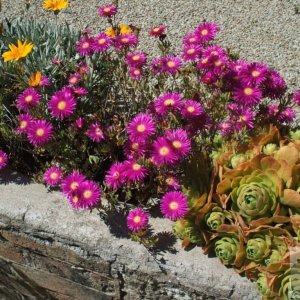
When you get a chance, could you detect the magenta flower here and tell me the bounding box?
[27,119,53,146]
[230,59,249,74]
[0,150,8,170]
[203,45,226,58]
[72,87,88,97]
[16,88,41,111]
[165,129,191,159]
[165,175,181,190]
[149,25,166,37]
[93,33,111,53]
[129,67,143,80]
[124,140,147,159]
[162,56,182,74]
[115,34,138,49]
[278,108,296,123]
[160,191,188,220]
[49,89,76,119]
[61,171,86,196]
[219,121,234,136]
[16,113,32,134]
[239,62,267,85]
[105,162,127,189]
[195,22,219,43]
[43,166,63,186]
[74,117,85,129]
[149,57,164,74]
[182,100,204,119]
[98,4,117,17]
[77,62,90,75]
[262,69,287,99]
[182,32,201,46]
[86,123,104,142]
[127,208,149,232]
[292,90,300,106]
[236,109,255,130]
[233,85,262,106]
[200,71,218,85]
[268,104,280,117]
[154,92,183,116]
[68,73,81,86]
[126,51,147,67]
[182,44,202,61]
[39,75,51,87]
[152,137,176,166]
[76,37,94,56]
[127,113,156,142]
[123,161,148,182]
[75,180,101,209]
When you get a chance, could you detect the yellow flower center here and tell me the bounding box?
[137,124,146,132]
[169,201,179,210]
[103,7,111,12]
[72,196,79,203]
[159,146,169,156]
[82,42,90,49]
[214,60,222,66]
[189,37,196,43]
[166,177,174,184]
[164,99,175,106]
[57,100,66,110]
[167,61,176,68]
[132,55,140,61]
[113,171,120,178]
[50,172,58,179]
[187,106,195,113]
[69,77,78,84]
[172,141,182,149]
[244,87,253,96]
[98,38,106,45]
[252,70,260,77]
[36,128,45,137]
[83,190,92,199]
[187,49,195,55]
[25,95,33,103]
[153,28,159,32]
[133,70,141,75]
[201,29,208,36]
[121,38,129,43]
[132,163,141,171]
[132,143,139,150]
[20,121,27,129]
[210,51,218,56]
[0,158,2,163]
[70,182,78,190]
[96,128,103,135]
[133,215,141,223]
[201,57,208,64]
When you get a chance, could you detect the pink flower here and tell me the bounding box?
[27,119,53,146]
[124,140,147,159]
[182,32,201,46]
[195,22,219,43]
[292,90,300,106]
[77,62,90,75]
[93,33,111,53]
[165,129,191,159]
[74,117,85,129]
[16,113,32,134]
[162,56,182,74]
[219,121,234,136]
[233,85,262,106]
[74,180,101,209]
[262,69,287,99]
[149,57,164,74]
[72,87,88,97]
[127,113,156,142]
[127,208,149,232]
[105,162,127,189]
[182,44,202,61]
[165,175,181,190]
[239,62,267,85]
[115,34,138,49]
[49,88,76,119]
[182,100,204,119]
[39,76,51,87]
[126,51,147,67]
[149,25,166,37]
[62,171,86,196]
[152,137,176,166]
[0,150,8,170]
[123,161,148,182]
[129,67,143,80]
[16,88,41,111]
[68,73,81,86]
[160,191,188,220]
[43,166,63,186]
[98,4,117,17]
[235,109,255,130]
[86,123,105,142]
[76,37,94,56]
[153,92,183,116]
[278,108,296,123]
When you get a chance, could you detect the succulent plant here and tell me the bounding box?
[246,234,272,262]
[215,235,240,264]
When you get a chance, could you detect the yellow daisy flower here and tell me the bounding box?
[105,27,116,37]
[28,71,42,87]
[43,0,69,11]
[119,24,132,35]
[2,40,34,62]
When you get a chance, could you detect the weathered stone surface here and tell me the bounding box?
[0,170,260,299]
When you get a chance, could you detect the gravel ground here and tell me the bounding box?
[2,0,300,89]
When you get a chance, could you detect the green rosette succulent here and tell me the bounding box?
[290,130,300,141]
[265,237,288,266]
[206,211,225,230]
[215,236,240,264]
[263,143,279,155]
[230,153,248,169]
[172,219,203,245]
[231,170,278,221]
[246,234,271,262]
[256,273,274,298]
[278,264,300,300]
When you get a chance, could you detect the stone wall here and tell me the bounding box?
[0,170,260,299]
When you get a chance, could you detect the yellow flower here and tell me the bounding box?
[28,71,42,87]
[43,0,69,11]
[119,24,132,35]
[2,40,34,62]
[105,27,116,37]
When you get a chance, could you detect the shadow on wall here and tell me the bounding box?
[0,169,32,186]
